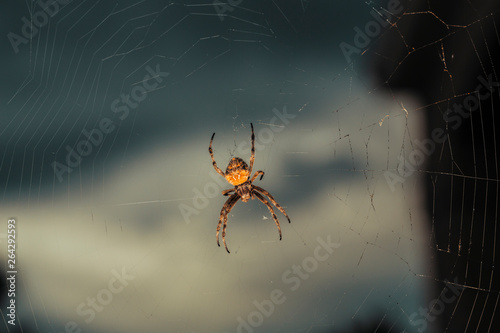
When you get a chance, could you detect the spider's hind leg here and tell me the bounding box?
[250,170,264,183]
[248,123,255,174]
[209,133,226,177]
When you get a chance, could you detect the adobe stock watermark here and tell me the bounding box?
[178,106,296,224]
[226,235,340,333]
[339,0,403,64]
[212,0,243,21]
[51,267,135,333]
[51,64,169,183]
[385,74,500,191]
[7,0,73,54]
[403,277,463,333]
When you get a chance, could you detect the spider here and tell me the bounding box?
[209,123,291,253]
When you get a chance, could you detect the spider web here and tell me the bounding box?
[0,0,499,332]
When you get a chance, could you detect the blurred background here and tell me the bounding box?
[0,1,499,332]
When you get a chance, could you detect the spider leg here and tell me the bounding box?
[209,133,226,177]
[254,192,282,241]
[221,209,232,253]
[254,185,291,223]
[248,123,255,174]
[216,194,240,253]
[222,188,235,196]
[250,170,264,183]
[216,194,236,246]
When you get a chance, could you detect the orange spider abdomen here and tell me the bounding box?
[225,157,250,185]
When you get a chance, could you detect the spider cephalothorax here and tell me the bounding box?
[234,182,252,202]
[209,123,291,253]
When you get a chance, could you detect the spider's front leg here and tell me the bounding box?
[254,185,291,223]
[222,188,235,196]
[254,192,282,240]
[216,194,240,253]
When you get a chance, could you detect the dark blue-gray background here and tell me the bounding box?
[1,1,500,333]
[0,0,356,198]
